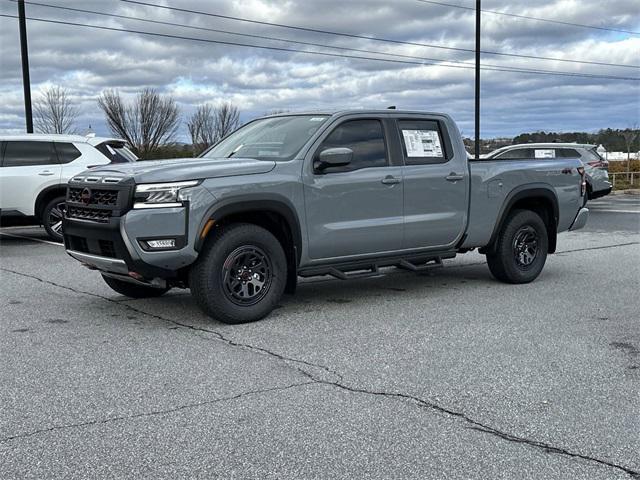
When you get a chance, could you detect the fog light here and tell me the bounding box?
[146,239,176,249]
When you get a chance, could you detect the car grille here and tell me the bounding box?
[68,188,119,206]
[66,206,111,223]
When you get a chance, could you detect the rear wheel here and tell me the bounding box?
[189,223,286,324]
[102,275,170,298]
[486,209,548,284]
[42,196,66,242]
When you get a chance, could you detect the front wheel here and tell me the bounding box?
[486,209,548,284]
[42,196,66,242]
[189,223,287,324]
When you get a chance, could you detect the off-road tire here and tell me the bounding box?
[102,275,170,298]
[486,209,548,284]
[189,223,287,324]
[42,195,66,242]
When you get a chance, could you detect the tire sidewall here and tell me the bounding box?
[192,224,286,324]
[42,196,66,242]
[496,210,548,283]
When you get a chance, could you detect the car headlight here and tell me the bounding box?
[133,180,200,209]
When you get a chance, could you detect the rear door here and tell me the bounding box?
[0,141,61,215]
[302,117,404,260]
[396,118,469,249]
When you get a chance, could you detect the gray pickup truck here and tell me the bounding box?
[63,110,589,324]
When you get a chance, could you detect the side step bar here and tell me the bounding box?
[299,254,451,281]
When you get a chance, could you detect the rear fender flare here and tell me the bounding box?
[484,184,559,255]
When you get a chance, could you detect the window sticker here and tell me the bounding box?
[535,149,555,159]
[402,129,443,157]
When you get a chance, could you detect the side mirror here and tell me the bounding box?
[315,147,353,171]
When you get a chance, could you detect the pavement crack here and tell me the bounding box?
[0,381,314,444]
[3,267,637,477]
[0,267,343,383]
[556,241,639,254]
[306,380,639,478]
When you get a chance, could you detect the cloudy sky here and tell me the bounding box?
[0,0,638,140]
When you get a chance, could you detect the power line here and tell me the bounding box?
[1,13,638,82]
[14,0,629,80]
[414,0,640,36]
[120,0,640,69]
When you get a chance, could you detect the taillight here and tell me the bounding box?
[586,161,600,167]
[577,166,586,196]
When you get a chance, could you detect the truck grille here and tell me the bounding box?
[66,206,112,223]
[68,188,119,206]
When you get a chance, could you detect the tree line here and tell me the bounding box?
[34,85,241,159]
[512,129,640,155]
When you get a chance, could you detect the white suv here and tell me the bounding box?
[0,134,137,241]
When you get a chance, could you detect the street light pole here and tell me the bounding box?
[474,0,481,160]
[18,0,33,133]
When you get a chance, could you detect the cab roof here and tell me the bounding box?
[262,109,453,119]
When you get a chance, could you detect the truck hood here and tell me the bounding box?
[87,157,276,183]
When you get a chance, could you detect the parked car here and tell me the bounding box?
[0,134,137,241]
[63,110,588,324]
[485,143,612,201]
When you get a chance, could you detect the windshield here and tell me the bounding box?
[201,115,330,161]
[96,142,138,163]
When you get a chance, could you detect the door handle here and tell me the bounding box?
[381,175,401,185]
[38,170,55,176]
[445,173,464,182]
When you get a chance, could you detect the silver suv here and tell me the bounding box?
[485,143,611,200]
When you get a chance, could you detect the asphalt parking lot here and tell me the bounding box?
[1,195,639,479]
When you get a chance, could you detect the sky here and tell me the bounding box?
[0,0,639,140]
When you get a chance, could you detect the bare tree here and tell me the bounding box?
[187,104,216,156]
[98,88,180,158]
[214,102,240,141]
[621,124,639,180]
[34,85,78,134]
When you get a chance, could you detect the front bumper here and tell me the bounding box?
[67,249,128,274]
[63,213,180,279]
[569,207,589,231]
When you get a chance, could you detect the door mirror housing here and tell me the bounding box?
[315,147,353,171]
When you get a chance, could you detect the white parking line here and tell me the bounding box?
[0,225,43,230]
[589,209,640,214]
[0,232,64,246]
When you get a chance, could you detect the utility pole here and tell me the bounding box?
[18,0,33,133]
[474,0,481,160]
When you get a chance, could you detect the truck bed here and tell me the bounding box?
[463,158,584,248]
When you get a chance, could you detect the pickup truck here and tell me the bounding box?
[63,110,589,324]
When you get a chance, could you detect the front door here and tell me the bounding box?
[303,118,403,260]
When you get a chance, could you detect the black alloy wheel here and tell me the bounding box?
[222,246,273,306]
[512,226,539,269]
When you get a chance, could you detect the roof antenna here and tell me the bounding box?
[387,105,396,109]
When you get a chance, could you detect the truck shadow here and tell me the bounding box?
[127,262,497,326]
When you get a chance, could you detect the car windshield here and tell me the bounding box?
[201,115,330,162]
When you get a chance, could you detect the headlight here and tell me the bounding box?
[133,180,199,209]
